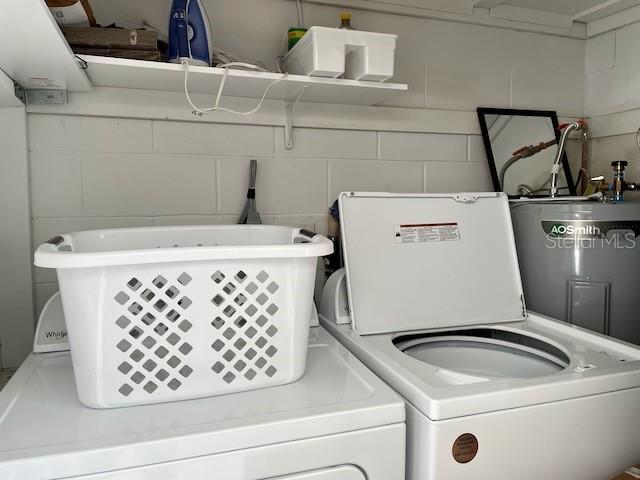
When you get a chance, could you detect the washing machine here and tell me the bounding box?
[0,297,405,480]
[320,192,640,480]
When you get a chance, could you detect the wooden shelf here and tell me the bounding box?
[79,55,408,106]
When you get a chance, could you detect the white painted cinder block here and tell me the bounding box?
[611,22,640,111]
[512,65,585,115]
[590,134,640,170]
[424,23,511,111]
[82,153,216,216]
[151,215,238,226]
[329,159,424,200]
[275,128,377,159]
[614,21,640,75]
[28,115,153,153]
[153,121,274,156]
[30,152,83,218]
[261,214,327,234]
[217,157,328,215]
[586,31,615,75]
[426,59,511,112]
[626,75,640,108]
[468,135,488,164]
[587,68,628,115]
[378,132,467,162]
[426,161,494,193]
[153,214,326,234]
[510,34,585,115]
[586,20,640,130]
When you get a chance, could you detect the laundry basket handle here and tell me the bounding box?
[46,236,65,247]
[40,235,72,253]
[295,228,322,244]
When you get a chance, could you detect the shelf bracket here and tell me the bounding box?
[283,86,310,151]
[284,100,295,150]
[13,83,26,105]
[25,89,68,105]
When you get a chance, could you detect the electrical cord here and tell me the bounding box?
[212,49,268,70]
[296,0,304,27]
[180,0,302,116]
[183,61,288,116]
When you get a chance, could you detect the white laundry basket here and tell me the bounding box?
[35,225,332,408]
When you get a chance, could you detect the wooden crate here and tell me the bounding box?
[72,47,162,61]
[62,27,158,51]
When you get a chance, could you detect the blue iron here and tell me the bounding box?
[168,0,212,66]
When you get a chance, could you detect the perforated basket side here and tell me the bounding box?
[111,270,198,397]
[60,257,316,407]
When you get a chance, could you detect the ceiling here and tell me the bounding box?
[314,0,640,36]
[497,0,606,16]
[475,0,640,22]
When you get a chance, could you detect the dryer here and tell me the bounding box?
[0,324,405,479]
[320,192,640,480]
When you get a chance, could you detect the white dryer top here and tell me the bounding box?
[339,192,525,335]
[0,327,403,479]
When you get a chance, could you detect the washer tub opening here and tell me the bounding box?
[393,328,570,380]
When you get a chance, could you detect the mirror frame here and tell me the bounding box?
[477,107,577,198]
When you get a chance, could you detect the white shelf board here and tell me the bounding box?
[79,55,408,106]
[2,0,90,92]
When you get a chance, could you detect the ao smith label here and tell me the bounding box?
[541,221,640,239]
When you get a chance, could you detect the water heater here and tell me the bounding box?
[511,201,640,345]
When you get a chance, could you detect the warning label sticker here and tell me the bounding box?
[393,222,460,244]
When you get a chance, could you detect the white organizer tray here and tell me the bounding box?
[283,27,397,82]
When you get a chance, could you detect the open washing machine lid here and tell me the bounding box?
[339,192,526,335]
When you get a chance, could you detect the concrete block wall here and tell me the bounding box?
[9,0,591,366]
[28,115,494,317]
[586,23,640,116]
[586,21,640,196]
[25,0,590,323]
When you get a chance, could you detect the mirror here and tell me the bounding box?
[477,108,576,197]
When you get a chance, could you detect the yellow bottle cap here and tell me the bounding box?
[340,12,352,21]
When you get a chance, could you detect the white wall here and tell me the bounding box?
[29,115,494,316]
[25,0,588,355]
[0,107,34,368]
[586,21,640,195]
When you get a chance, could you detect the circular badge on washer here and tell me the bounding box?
[452,433,478,463]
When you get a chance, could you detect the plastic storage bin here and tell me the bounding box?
[35,225,332,408]
[282,26,397,81]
